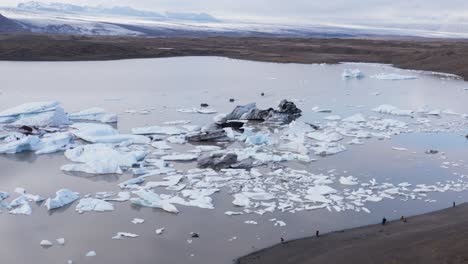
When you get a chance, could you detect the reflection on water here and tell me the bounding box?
[0,57,468,264]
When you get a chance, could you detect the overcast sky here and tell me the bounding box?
[2,0,468,23]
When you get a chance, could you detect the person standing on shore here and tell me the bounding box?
[382,217,387,225]
[316,230,320,237]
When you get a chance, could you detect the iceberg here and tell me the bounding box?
[130,189,179,213]
[132,126,187,135]
[112,232,139,239]
[11,106,70,127]
[0,135,40,154]
[307,131,343,142]
[312,142,346,156]
[0,101,59,117]
[70,123,150,144]
[61,144,146,174]
[342,69,364,79]
[372,104,413,116]
[69,107,117,123]
[45,189,80,210]
[75,198,114,213]
[371,73,417,80]
[339,176,359,185]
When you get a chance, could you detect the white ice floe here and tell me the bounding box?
[8,196,32,215]
[312,142,346,156]
[155,228,165,235]
[324,115,341,121]
[342,113,366,123]
[85,251,96,257]
[0,101,70,127]
[56,238,66,245]
[162,154,198,161]
[372,104,413,116]
[130,189,179,213]
[145,175,183,189]
[131,218,145,224]
[69,107,117,123]
[0,135,40,154]
[342,69,364,79]
[75,198,114,213]
[40,240,53,247]
[151,141,172,150]
[61,144,146,174]
[177,108,217,114]
[312,106,332,113]
[371,73,417,80]
[45,189,80,210]
[392,147,408,151]
[225,211,244,216]
[112,232,139,239]
[70,123,150,144]
[0,101,59,118]
[339,176,359,185]
[132,126,186,135]
[244,220,258,225]
[307,131,343,142]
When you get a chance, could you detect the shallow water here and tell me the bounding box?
[1,57,468,264]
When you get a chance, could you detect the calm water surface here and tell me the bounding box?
[0,57,468,264]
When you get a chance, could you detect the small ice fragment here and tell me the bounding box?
[225,211,244,216]
[56,238,66,245]
[40,240,53,247]
[131,218,145,224]
[75,198,114,213]
[85,251,96,257]
[155,228,165,235]
[342,69,364,79]
[371,73,417,80]
[244,220,258,225]
[112,232,139,239]
[392,147,408,151]
[45,189,80,210]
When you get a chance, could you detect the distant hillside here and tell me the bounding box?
[0,13,26,33]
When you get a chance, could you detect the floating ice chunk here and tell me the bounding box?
[56,238,66,245]
[145,175,183,189]
[324,115,341,121]
[232,193,250,207]
[69,107,117,123]
[45,189,80,210]
[62,144,146,174]
[245,132,270,145]
[8,196,32,215]
[131,218,144,224]
[442,109,460,115]
[112,232,139,239]
[347,138,364,145]
[40,240,53,247]
[392,147,408,151]
[11,106,70,127]
[119,176,146,189]
[307,131,343,142]
[85,251,96,257]
[103,192,131,202]
[151,141,172,150]
[35,132,72,154]
[0,191,9,201]
[305,185,337,203]
[277,141,309,154]
[312,106,332,113]
[339,176,359,185]
[75,198,114,213]
[342,69,364,79]
[427,109,441,116]
[225,211,244,216]
[0,135,40,154]
[162,154,198,161]
[130,189,179,213]
[242,190,275,201]
[244,220,258,225]
[342,113,366,123]
[371,73,417,80]
[132,126,186,135]
[155,228,165,235]
[197,108,217,114]
[164,120,191,125]
[70,123,149,144]
[273,220,286,227]
[312,142,346,156]
[372,104,413,116]
[0,101,59,118]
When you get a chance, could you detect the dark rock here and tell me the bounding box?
[222,100,302,124]
[200,103,209,107]
[425,149,439,154]
[229,98,235,102]
[261,92,265,96]
[197,153,238,170]
[190,232,200,238]
[187,129,227,142]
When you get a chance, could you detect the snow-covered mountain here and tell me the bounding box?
[1,2,468,38]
